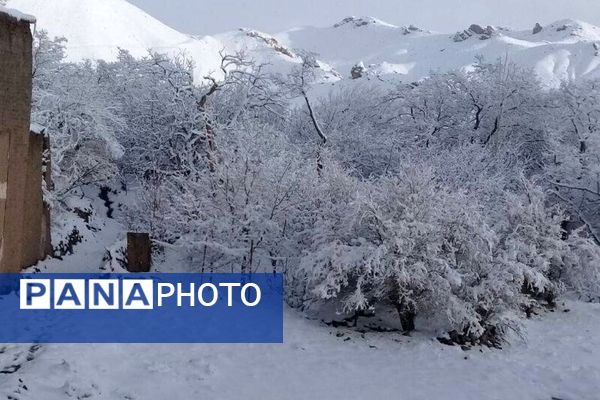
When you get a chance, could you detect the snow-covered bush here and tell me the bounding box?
[295,165,501,335]
[497,181,600,303]
[563,231,600,301]
[294,167,600,341]
[495,182,568,306]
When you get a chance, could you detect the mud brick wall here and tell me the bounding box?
[0,11,50,272]
[22,133,52,267]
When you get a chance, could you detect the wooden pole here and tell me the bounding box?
[126,232,152,273]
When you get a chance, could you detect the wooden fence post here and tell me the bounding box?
[126,232,152,273]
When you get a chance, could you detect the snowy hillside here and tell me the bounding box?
[6,0,224,81]
[9,0,600,86]
[6,0,339,82]
[214,28,341,82]
[278,16,600,86]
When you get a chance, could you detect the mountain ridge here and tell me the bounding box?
[8,0,600,86]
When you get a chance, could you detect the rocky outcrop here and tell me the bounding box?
[333,17,424,36]
[334,17,379,28]
[533,23,543,34]
[242,29,296,58]
[351,62,366,79]
[453,31,471,42]
[400,25,424,35]
[469,24,486,35]
[453,24,496,42]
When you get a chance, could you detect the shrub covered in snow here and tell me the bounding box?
[293,171,600,342]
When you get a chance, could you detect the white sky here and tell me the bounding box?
[128,0,600,35]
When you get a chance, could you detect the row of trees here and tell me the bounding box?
[32,32,600,343]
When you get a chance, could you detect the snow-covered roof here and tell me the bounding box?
[0,5,35,24]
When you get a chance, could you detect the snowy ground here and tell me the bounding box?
[1,301,599,400]
[2,193,600,400]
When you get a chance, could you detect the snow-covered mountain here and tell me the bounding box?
[7,0,221,81]
[278,16,600,87]
[6,0,339,82]
[8,0,600,87]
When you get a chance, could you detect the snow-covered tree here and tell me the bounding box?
[31,42,600,343]
[31,31,124,200]
[546,79,600,243]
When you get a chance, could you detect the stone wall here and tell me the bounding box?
[0,11,51,272]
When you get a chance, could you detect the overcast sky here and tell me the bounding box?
[128,0,600,35]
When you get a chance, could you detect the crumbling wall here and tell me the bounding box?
[22,133,52,267]
[0,11,51,272]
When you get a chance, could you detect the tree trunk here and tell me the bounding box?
[302,90,328,145]
[396,301,416,333]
